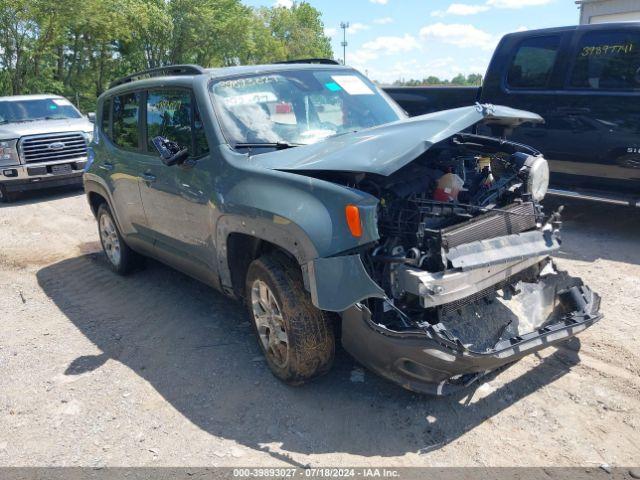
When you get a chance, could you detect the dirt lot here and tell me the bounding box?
[1,187,639,467]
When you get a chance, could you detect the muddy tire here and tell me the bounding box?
[246,253,335,385]
[97,203,143,275]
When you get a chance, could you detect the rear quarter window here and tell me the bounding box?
[569,31,640,90]
[507,35,561,89]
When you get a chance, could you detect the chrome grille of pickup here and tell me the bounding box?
[20,132,87,164]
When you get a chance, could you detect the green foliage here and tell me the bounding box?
[466,73,483,85]
[0,0,333,110]
[450,73,467,85]
[391,73,484,87]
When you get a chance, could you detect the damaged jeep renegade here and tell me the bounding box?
[84,61,602,395]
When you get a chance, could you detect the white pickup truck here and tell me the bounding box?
[0,94,94,202]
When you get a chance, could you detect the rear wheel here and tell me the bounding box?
[246,254,335,385]
[97,203,142,275]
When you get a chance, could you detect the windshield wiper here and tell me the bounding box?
[234,141,301,151]
[333,129,359,138]
[2,118,38,124]
[32,116,63,121]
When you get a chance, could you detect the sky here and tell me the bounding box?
[242,0,582,83]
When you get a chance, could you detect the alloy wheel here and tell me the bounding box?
[99,212,121,267]
[250,279,289,368]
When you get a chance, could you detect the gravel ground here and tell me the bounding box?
[0,187,639,467]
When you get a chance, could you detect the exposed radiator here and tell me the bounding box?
[440,202,537,250]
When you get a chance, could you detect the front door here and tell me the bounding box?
[138,88,217,284]
[482,33,584,188]
[101,91,155,250]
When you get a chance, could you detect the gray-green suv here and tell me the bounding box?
[84,62,602,395]
[0,94,93,201]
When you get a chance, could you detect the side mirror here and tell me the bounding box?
[152,136,189,166]
[87,112,96,123]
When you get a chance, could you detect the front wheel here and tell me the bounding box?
[97,203,142,275]
[246,254,335,385]
[0,184,12,203]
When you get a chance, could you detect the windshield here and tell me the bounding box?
[210,69,404,148]
[0,98,82,124]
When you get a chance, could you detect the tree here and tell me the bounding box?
[466,73,483,85]
[0,0,39,94]
[168,0,254,66]
[451,73,466,86]
[262,2,332,61]
[387,73,484,87]
[0,0,333,108]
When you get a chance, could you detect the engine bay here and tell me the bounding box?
[364,133,548,268]
[309,133,564,352]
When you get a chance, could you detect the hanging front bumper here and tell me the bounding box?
[341,267,602,396]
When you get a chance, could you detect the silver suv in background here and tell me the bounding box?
[0,94,93,202]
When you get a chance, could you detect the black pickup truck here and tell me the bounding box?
[385,23,640,207]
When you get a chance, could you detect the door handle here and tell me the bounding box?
[180,184,206,203]
[99,162,114,171]
[142,172,156,182]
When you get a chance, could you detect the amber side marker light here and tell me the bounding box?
[345,204,363,238]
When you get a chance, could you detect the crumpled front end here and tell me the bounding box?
[340,254,601,396]
[305,220,602,394]
[303,131,602,394]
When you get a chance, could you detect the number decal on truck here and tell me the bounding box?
[580,43,634,56]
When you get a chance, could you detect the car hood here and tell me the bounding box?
[0,118,93,140]
[253,104,543,176]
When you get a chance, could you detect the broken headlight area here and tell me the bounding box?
[335,133,553,274]
[332,134,601,393]
[357,134,559,303]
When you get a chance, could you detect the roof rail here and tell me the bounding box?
[109,64,206,89]
[276,58,341,65]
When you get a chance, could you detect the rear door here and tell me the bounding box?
[555,27,640,193]
[485,27,640,194]
[138,88,216,283]
[100,91,155,249]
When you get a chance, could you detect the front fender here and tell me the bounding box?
[216,215,386,311]
[215,213,319,291]
[219,146,380,256]
[305,255,385,311]
[216,147,383,308]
